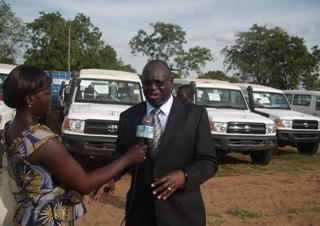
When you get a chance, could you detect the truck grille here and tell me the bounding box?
[227,122,265,134]
[85,120,119,135]
[292,120,318,129]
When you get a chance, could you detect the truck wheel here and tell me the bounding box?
[250,149,273,165]
[272,144,279,156]
[297,142,319,156]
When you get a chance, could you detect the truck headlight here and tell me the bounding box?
[274,119,292,128]
[63,118,85,132]
[210,122,228,133]
[266,124,276,134]
[70,120,85,132]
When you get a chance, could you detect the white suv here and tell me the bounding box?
[282,90,320,117]
[0,63,17,130]
[61,69,143,157]
[174,79,277,165]
[237,83,320,156]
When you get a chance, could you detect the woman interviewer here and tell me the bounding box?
[0,65,147,225]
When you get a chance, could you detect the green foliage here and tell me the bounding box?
[305,45,320,90]
[129,22,214,77]
[221,24,319,90]
[0,0,26,63]
[198,70,240,82]
[23,12,133,72]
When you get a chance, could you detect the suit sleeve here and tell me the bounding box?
[183,106,219,187]
[106,112,130,179]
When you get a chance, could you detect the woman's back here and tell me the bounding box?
[1,125,86,225]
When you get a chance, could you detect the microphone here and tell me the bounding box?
[136,115,154,146]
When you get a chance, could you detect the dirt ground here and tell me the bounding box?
[47,109,320,226]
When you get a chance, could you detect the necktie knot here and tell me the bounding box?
[153,108,161,116]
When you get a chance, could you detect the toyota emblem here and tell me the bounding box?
[244,125,251,132]
[303,122,309,128]
[108,125,118,133]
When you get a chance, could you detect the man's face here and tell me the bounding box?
[177,90,192,103]
[141,62,173,108]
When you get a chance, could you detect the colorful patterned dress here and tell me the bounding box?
[0,124,86,226]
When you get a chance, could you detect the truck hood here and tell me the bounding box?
[206,108,274,124]
[68,103,130,121]
[255,109,320,120]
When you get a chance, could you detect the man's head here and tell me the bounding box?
[141,60,173,108]
[176,84,194,103]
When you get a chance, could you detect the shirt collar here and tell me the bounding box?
[146,94,173,116]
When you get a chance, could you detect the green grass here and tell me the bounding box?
[207,212,227,226]
[279,208,304,214]
[226,205,264,219]
[216,149,320,177]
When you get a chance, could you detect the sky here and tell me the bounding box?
[7,0,320,77]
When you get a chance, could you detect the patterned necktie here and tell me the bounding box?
[149,108,162,161]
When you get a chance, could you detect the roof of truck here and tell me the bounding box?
[282,90,320,96]
[79,69,141,82]
[0,63,17,74]
[235,83,283,94]
[174,78,240,89]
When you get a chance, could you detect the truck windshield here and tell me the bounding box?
[196,87,248,110]
[252,91,290,110]
[0,73,7,99]
[75,79,142,104]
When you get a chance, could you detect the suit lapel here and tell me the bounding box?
[157,98,186,157]
[132,103,147,125]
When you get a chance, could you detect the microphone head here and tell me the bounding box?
[142,115,152,126]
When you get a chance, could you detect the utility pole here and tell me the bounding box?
[68,20,71,72]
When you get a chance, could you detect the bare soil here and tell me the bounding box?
[47,109,320,226]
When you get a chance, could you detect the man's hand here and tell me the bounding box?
[151,169,185,200]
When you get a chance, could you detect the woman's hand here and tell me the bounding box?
[60,190,84,205]
[88,179,116,204]
[124,144,148,164]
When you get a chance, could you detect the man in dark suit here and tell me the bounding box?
[90,60,219,226]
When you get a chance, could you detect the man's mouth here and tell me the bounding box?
[148,93,159,100]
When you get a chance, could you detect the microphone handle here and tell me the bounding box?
[139,138,145,146]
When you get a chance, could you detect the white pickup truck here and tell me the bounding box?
[174,79,277,165]
[61,69,144,157]
[237,83,320,156]
[0,63,17,130]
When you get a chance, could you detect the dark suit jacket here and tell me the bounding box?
[110,97,218,226]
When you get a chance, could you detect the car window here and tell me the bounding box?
[292,94,311,106]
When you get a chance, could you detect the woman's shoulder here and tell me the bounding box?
[28,124,60,141]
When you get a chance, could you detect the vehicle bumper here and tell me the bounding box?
[212,134,277,153]
[61,133,116,156]
[277,130,320,144]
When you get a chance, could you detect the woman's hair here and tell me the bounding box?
[3,65,50,109]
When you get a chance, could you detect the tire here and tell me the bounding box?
[250,149,273,165]
[297,142,319,156]
[272,144,279,156]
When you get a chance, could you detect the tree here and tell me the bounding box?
[221,24,318,90]
[24,12,132,72]
[303,45,320,90]
[198,70,239,82]
[0,0,26,64]
[129,22,214,77]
